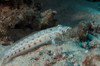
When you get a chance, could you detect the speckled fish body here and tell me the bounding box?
[1,25,71,66]
[13,26,60,46]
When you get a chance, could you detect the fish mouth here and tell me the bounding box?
[66,27,72,31]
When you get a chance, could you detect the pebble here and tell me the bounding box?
[85,50,88,53]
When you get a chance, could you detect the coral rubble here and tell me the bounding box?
[0,1,56,45]
[83,54,100,66]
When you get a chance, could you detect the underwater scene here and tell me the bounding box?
[0,0,100,66]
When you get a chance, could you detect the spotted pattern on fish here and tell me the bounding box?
[1,25,71,66]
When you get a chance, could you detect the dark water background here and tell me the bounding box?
[36,0,100,27]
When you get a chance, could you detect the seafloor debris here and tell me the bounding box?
[39,9,57,29]
[52,48,63,61]
[83,54,100,66]
[64,21,100,49]
[0,3,56,45]
[33,57,39,61]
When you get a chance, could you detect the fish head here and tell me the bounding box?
[57,25,72,33]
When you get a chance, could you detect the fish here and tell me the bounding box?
[1,25,71,66]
